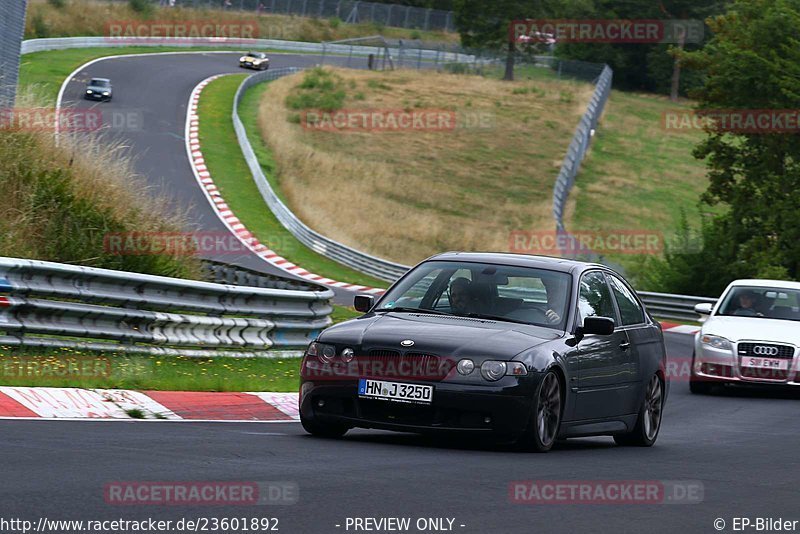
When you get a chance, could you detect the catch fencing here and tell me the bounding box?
[119,0,456,32]
[0,257,333,357]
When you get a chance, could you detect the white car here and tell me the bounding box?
[691,279,800,393]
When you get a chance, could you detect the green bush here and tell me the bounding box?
[128,0,154,16]
[47,0,67,8]
[285,68,346,112]
[32,14,50,38]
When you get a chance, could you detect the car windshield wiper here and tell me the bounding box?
[462,313,534,325]
[376,307,449,315]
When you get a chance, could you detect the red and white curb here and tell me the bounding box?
[186,75,385,295]
[0,386,299,422]
[660,322,701,335]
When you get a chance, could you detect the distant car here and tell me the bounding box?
[239,52,269,70]
[299,253,668,452]
[691,279,800,393]
[84,78,112,102]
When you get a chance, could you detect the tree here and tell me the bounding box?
[642,0,800,295]
[453,0,553,80]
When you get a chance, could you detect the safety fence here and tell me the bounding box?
[0,257,333,357]
[639,291,717,323]
[551,64,613,261]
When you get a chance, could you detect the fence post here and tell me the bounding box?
[424,8,431,31]
[0,0,28,110]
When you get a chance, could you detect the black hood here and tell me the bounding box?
[319,312,561,360]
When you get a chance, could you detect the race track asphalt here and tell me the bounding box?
[2,332,800,534]
[60,51,372,303]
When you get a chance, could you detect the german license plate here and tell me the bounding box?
[358,378,433,405]
[742,357,789,370]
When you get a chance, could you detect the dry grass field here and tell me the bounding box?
[257,67,593,265]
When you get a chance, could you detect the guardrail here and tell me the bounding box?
[551,64,613,260]
[639,291,718,323]
[233,67,411,282]
[0,257,333,357]
[20,37,472,64]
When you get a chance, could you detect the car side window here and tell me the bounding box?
[578,271,617,324]
[608,275,646,326]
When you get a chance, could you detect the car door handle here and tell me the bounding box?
[620,342,631,351]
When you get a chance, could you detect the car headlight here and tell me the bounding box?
[86,90,93,94]
[479,360,528,381]
[701,335,733,351]
[456,359,474,375]
[102,92,110,96]
[306,341,336,363]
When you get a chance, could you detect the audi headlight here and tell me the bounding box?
[306,342,336,363]
[701,335,732,351]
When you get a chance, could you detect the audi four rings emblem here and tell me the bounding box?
[753,345,780,356]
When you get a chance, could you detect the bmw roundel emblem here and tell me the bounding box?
[400,339,415,347]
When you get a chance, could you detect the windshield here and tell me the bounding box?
[375,260,571,329]
[246,52,264,58]
[89,79,109,87]
[717,286,800,322]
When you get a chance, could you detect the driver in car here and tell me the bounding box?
[733,290,763,316]
[448,277,475,315]
[542,276,567,324]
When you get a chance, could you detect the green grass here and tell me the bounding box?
[569,90,711,273]
[0,347,301,392]
[199,74,387,289]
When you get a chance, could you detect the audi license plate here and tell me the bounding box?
[358,379,433,405]
[741,357,789,370]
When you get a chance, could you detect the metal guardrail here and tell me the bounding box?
[20,37,472,64]
[551,64,613,260]
[233,67,410,282]
[639,291,718,323]
[0,257,333,357]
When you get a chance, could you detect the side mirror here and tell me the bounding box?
[354,295,375,313]
[580,316,616,336]
[694,303,713,316]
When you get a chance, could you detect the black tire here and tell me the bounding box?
[300,413,349,439]
[518,371,562,452]
[614,374,663,447]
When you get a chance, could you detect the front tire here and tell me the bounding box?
[300,413,349,439]
[614,374,663,447]
[518,371,562,452]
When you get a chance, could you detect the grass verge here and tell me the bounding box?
[567,91,710,274]
[256,67,593,265]
[198,74,387,288]
[0,347,300,392]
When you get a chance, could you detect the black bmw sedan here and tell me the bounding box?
[299,253,668,452]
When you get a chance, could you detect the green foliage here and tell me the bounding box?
[285,68,346,111]
[47,0,67,8]
[128,0,154,16]
[31,13,50,38]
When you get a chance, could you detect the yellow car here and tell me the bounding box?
[239,52,270,71]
